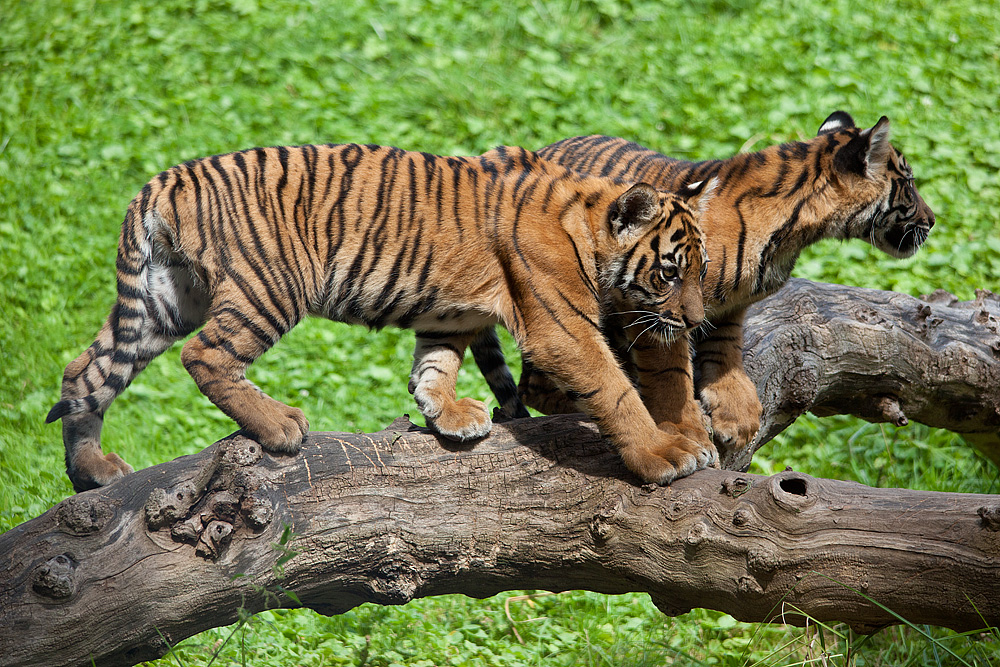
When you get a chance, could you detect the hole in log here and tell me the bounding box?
[779,477,808,496]
[769,472,817,512]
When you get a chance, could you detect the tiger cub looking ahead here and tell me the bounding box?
[48,144,714,492]
[501,111,935,464]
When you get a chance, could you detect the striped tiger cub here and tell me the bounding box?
[48,144,714,492]
[503,112,935,464]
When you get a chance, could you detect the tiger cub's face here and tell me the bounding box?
[822,112,936,260]
[874,149,935,258]
[603,183,708,343]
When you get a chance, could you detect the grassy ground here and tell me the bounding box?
[2,0,999,664]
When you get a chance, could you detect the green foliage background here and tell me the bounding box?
[1,0,998,664]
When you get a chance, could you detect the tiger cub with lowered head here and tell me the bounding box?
[48,144,713,492]
[498,112,935,465]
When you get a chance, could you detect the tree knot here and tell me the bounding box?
[732,506,753,527]
[371,556,422,604]
[685,521,709,547]
[978,506,1000,531]
[721,476,753,499]
[56,495,114,535]
[737,574,765,596]
[746,546,780,574]
[143,435,276,560]
[195,520,234,559]
[145,482,200,531]
[874,395,908,427]
[769,471,816,512]
[590,497,626,543]
[33,553,78,600]
[220,435,264,468]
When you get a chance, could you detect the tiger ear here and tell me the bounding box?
[833,116,891,178]
[608,183,659,238]
[818,110,857,135]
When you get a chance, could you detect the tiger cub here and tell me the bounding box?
[499,112,935,463]
[48,144,714,492]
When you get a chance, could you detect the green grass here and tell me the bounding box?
[2,0,999,664]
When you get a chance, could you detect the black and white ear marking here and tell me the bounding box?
[818,110,857,135]
[609,183,659,238]
[680,176,717,216]
[834,115,892,178]
[683,179,707,197]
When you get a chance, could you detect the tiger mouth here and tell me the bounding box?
[624,313,687,345]
[653,316,692,340]
[881,221,932,259]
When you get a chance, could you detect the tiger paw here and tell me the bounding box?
[699,372,762,461]
[671,401,715,451]
[621,431,718,486]
[69,446,135,492]
[428,397,493,442]
[242,400,309,454]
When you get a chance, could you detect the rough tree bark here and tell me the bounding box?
[738,279,1000,470]
[1,279,998,667]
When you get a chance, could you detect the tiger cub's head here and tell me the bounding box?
[601,181,710,343]
[820,111,935,259]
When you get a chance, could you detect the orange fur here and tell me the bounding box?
[49,144,713,491]
[514,112,935,464]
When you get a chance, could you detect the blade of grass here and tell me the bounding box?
[810,571,977,667]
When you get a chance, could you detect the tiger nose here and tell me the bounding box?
[683,312,703,329]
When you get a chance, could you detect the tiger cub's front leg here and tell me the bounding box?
[631,335,715,458]
[410,331,492,442]
[527,332,717,485]
[694,309,762,462]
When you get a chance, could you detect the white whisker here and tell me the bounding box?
[897,226,915,252]
[624,315,659,329]
[626,322,660,353]
[608,310,658,317]
[658,328,679,348]
[694,319,716,339]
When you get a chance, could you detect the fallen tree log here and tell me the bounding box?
[1,416,999,667]
[1,279,999,667]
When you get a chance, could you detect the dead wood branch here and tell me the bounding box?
[737,278,1000,470]
[1,416,999,667]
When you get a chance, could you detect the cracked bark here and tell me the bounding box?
[736,278,1000,470]
[1,279,999,667]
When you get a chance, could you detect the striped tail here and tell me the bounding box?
[46,201,151,424]
[470,327,530,420]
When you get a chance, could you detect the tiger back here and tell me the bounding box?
[49,143,715,491]
[511,112,935,463]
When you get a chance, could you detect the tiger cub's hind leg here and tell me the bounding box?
[470,327,530,421]
[410,332,492,442]
[58,322,136,492]
[181,301,309,454]
[55,260,207,491]
[516,360,579,416]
